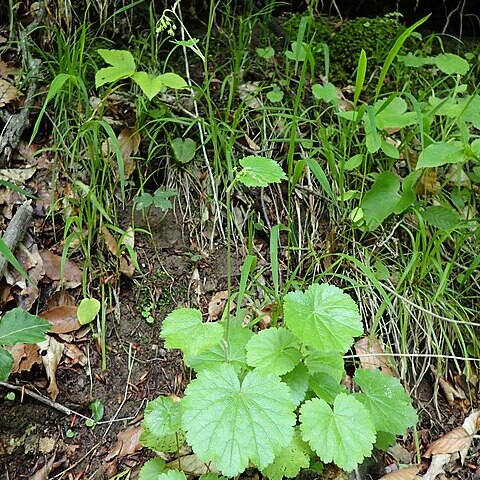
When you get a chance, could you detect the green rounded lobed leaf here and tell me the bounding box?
[139,457,166,480]
[160,308,224,357]
[262,428,312,480]
[246,327,302,375]
[158,471,187,480]
[144,396,183,438]
[182,364,296,477]
[300,394,376,472]
[283,283,363,354]
[282,363,310,407]
[354,369,417,436]
[237,156,287,188]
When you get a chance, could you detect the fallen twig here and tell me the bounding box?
[0,201,33,279]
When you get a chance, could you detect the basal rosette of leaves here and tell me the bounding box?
[140,282,418,478]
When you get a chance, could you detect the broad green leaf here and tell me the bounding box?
[300,395,376,472]
[157,72,188,89]
[95,49,136,87]
[381,140,400,159]
[375,97,416,130]
[284,283,363,354]
[394,171,420,214]
[354,369,417,436]
[397,53,433,67]
[343,154,363,171]
[185,317,252,373]
[312,82,339,105]
[417,142,465,169]
[434,53,469,75]
[262,429,311,480]
[0,347,13,381]
[89,399,104,422]
[267,87,284,103]
[172,137,196,164]
[144,396,183,438]
[131,72,164,100]
[282,363,309,407]
[246,327,301,375]
[161,308,224,357]
[304,349,345,381]
[309,372,347,404]
[0,308,51,345]
[139,457,166,480]
[375,431,397,451]
[77,298,100,325]
[361,172,401,230]
[140,425,185,453]
[238,156,287,188]
[182,364,295,477]
[285,41,308,62]
[257,46,275,59]
[422,205,461,230]
[134,193,153,209]
[158,471,187,480]
[152,188,177,211]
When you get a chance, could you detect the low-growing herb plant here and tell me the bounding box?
[139,157,418,479]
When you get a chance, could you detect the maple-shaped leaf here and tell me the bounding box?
[140,426,185,453]
[262,428,311,480]
[354,369,417,436]
[309,372,348,404]
[300,394,376,472]
[158,471,187,480]
[186,317,252,373]
[304,348,345,381]
[143,396,183,438]
[182,364,295,477]
[246,327,301,375]
[139,457,166,480]
[160,308,224,356]
[283,284,363,354]
[237,156,287,188]
[282,363,310,406]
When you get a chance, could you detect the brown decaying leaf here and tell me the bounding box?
[39,305,80,334]
[166,454,219,475]
[0,78,22,106]
[459,410,480,464]
[5,343,42,373]
[63,344,87,366]
[117,127,140,179]
[39,250,82,288]
[45,290,76,309]
[0,60,17,77]
[119,255,135,277]
[105,425,143,461]
[208,290,229,321]
[37,337,64,401]
[424,427,472,458]
[379,465,421,480]
[421,453,451,480]
[354,337,395,376]
[101,225,118,256]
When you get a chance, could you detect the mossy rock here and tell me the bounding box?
[329,15,416,84]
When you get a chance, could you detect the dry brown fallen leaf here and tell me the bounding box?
[6,343,42,373]
[354,336,395,376]
[105,425,143,461]
[39,305,80,334]
[424,427,472,458]
[379,464,421,480]
[208,290,230,321]
[39,250,82,288]
[118,127,140,179]
[37,337,64,400]
[30,454,66,480]
[166,454,219,475]
[0,78,22,106]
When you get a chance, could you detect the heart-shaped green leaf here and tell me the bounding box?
[77,298,101,325]
[132,72,164,100]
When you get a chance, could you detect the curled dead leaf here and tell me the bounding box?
[424,427,472,458]
[5,343,42,373]
[39,250,82,288]
[105,425,143,461]
[0,78,23,106]
[118,127,140,179]
[380,464,421,480]
[37,337,64,401]
[354,336,395,376]
[40,305,80,334]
